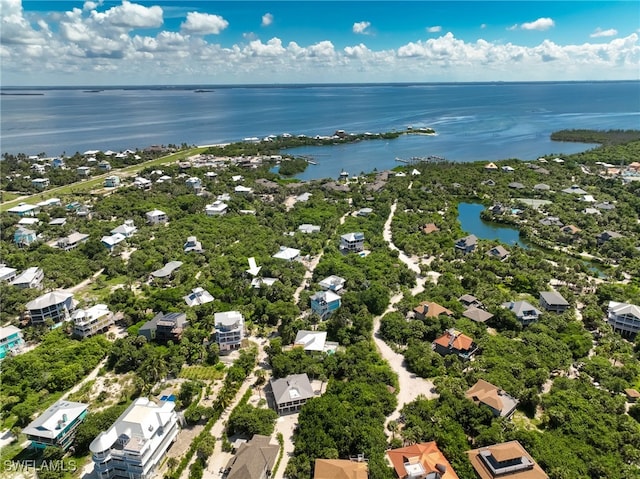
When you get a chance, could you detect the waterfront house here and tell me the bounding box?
[77,166,91,177]
[7,203,40,217]
[539,291,570,313]
[270,373,315,414]
[387,442,459,479]
[224,434,279,479]
[455,234,477,254]
[318,275,346,292]
[214,311,244,352]
[433,329,478,360]
[72,304,114,339]
[502,300,542,326]
[25,290,75,325]
[104,175,120,187]
[466,441,548,479]
[310,290,342,320]
[298,224,321,234]
[14,227,37,247]
[414,301,453,320]
[273,246,301,261]
[340,232,365,253]
[0,265,17,283]
[146,209,168,224]
[111,219,137,238]
[539,217,564,227]
[32,178,50,189]
[183,287,214,307]
[57,232,90,251]
[293,330,338,354]
[139,312,188,343]
[466,379,519,418]
[314,459,368,479]
[90,397,179,479]
[205,200,228,216]
[0,325,24,360]
[607,300,640,338]
[11,267,44,289]
[24,400,88,451]
[52,158,65,169]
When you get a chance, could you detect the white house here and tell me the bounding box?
[146,210,168,225]
[298,224,321,234]
[183,287,214,307]
[318,275,346,292]
[293,330,338,354]
[31,178,50,189]
[205,201,228,216]
[77,166,91,177]
[273,246,301,261]
[25,290,75,325]
[90,398,179,479]
[214,311,244,352]
[270,374,315,415]
[101,233,126,251]
[134,177,152,189]
[0,265,17,283]
[607,301,640,338]
[11,267,44,289]
[111,220,137,238]
[72,304,114,339]
[234,185,253,195]
[7,203,40,217]
[340,232,365,253]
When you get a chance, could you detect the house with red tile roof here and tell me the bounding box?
[433,329,478,360]
[387,442,459,479]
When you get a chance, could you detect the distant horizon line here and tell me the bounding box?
[2,79,639,90]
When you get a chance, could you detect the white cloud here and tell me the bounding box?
[2,2,639,85]
[521,17,555,31]
[480,24,487,29]
[591,28,618,38]
[353,21,371,35]
[181,11,228,35]
[507,24,518,31]
[261,13,273,27]
[91,1,163,29]
[427,26,442,33]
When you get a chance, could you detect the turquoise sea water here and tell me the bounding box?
[1,82,639,180]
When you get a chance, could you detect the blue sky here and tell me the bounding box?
[2,1,639,85]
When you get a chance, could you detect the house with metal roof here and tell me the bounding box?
[183,287,214,307]
[539,291,570,313]
[340,232,365,253]
[25,291,75,325]
[0,325,24,360]
[90,397,179,479]
[310,290,342,320]
[23,400,88,450]
[72,304,114,339]
[607,301,640,338]
[11,266,44,289]
[214,311,244,352]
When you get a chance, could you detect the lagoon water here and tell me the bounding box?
[2,82,639,180]
[457,202,528,248]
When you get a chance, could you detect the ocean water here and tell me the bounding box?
[1,82,639,180]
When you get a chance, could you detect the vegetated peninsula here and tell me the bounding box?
[0,130,639,479]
